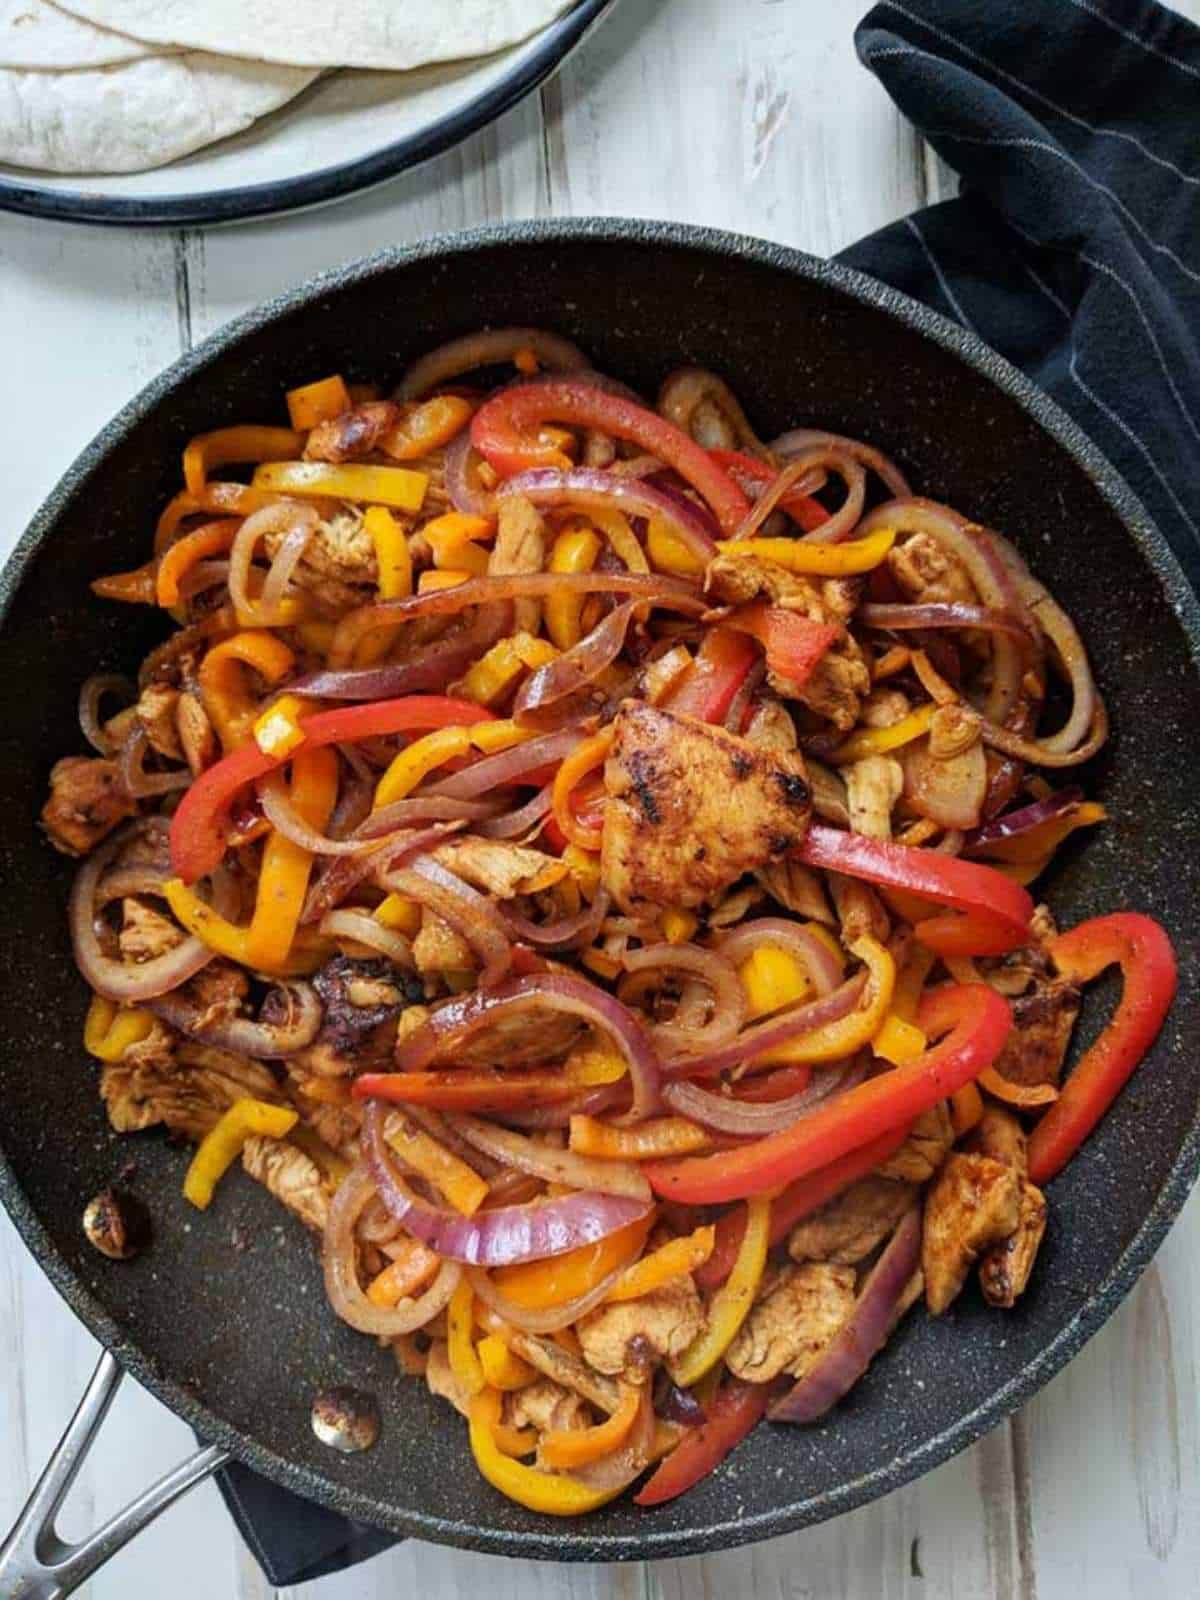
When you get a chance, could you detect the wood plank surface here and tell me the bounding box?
[1,0,1198,1595]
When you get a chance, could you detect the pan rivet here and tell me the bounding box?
[82,1187,151,1261]
[311,1386,381,1453]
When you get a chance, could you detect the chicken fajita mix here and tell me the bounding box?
[44,328,1176,1513]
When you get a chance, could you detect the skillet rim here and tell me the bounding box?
[1,216,1198,1561]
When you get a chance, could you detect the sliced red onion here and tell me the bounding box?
[329,570,704,668]
[138,605,236,689]
[383,854,513,988]
[619,942,747,1053]
[319,908,414,966]
[732,447,865,545]
[962,786,1085,854]
[324,1162,462,1336]
[501,887,611,952]
[493,1083,631,1130]
[723,659,766,734]
[429,728,583,800]
[147,979,322,1058]
[663,1058,865,1136]
[466,1259,633,1335]
[514,603,637,721]
[444,429,497,518]
[659,367,771,458]
[289,607,509,702]
[229,502,318,627]
[393,973,662,1124]
[981,701,1109,769]
[859,601,1031,638]
[396,327,589,400]
[654,1374,707,1427]
[771,428,912,499]
[478,785,554,840]
[498,468,718,565]
[259,514,315,615]
[79,673,134,756]
[70,831,219,1003]
[661,970,868,1081]
[362,1102,651,1265]
[715,918,843,997]
[452,1113,650,1200]
[117,727,191,798]
[901,738,987,832]
[769,1208,921,1423]
[299,816,476,924]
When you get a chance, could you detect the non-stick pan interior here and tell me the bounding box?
[1,222,1197,1560]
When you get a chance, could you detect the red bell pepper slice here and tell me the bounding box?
[469,380,751,536]
[664,627,758,723]
[169,694,494,884]
[353,1069,578,1113]
[725,604,839,691]
[707,447,829,533]
[645,983,1011,1204]
[634,1377,772,1507]
[693,1123,910,1293]
[797,823,1034,956]
[1027,912,1177,1185]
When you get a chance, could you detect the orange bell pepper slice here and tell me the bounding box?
[489,1214,653,1311]
[541,1383,642,1469]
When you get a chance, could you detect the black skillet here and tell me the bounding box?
[1,220,1198,1589]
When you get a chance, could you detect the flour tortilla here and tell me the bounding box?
[49,0,575,70]
[0,0,160,69]
[0,50,316,171]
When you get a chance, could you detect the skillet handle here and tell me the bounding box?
[0,1349,230,1600]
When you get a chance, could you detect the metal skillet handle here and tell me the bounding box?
[0,1350,230,1600]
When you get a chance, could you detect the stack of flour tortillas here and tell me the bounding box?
[0,0,573,173]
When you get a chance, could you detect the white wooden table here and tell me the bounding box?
[3,1,1199,1594]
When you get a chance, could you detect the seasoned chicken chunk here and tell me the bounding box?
[264,509,378,602]
[787,1176,918,1266]
[755,858,832,923]
[828,872,890,946]
[413,910,475,976]
[100,1043,279,1141]
[426,1339,473,1418]
[119,897,185,964]
[922,1153,1022,1315]
[304,399,399,462]
[706,555,870,730]
[843,756,903,840]
[242,1135,330,1233]
[878,1103,954,1184]
[507,1378,592,1461]
[991,977,1080,1089]
[888,531,975,606]
[176,691,216,776]
[577,1276,705,1381]
[41,756,136,856]
[967,1106,1028,1177]
[489,494,545,634]
[431,838,566,899]
[743,698,799,754]
[725,1263,856,1383]
[979,1182,1047,1308]
[129,683,183,761]
[601,702,811,914]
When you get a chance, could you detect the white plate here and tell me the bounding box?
[0,0,611,226]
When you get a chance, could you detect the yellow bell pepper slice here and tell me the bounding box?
[418,569,472,592]
[660,908,699,946]
[551,727,613,852]
[184,426,304,495]
[183,1098,298,1209]
[425,511,493,561]
[386,1118,488,1216]
[739,946,812,1019]
[581,947,622,980]
[477,1334,537,1392]
[757,935,895,1065]
[457,632,559,706]
[606,1226,715,1303]
[373,725,471,809]
[562,843,602,898]
[545,525,601,648]
[199,630,296,751]
[447,1279,486,1399]
[383,395,474,460]
[670,1195,770,1386]
[375,893,422,935]
[872,1012,928,1066]
[718,526,896,576]
[469,718,532,755]
[569,1115,713,1160]
[364,505,412,600]
[296,620,337,656]
[251,460,428,513]
[252,693,310,759]
[286,375,351,431]
[647,518,705,576]
[83,995,155,1062]
[244,747,338,971]
[468,1389,627,1514]
[829,703,937,765]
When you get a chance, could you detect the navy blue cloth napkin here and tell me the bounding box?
[216,0,1200,1584]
